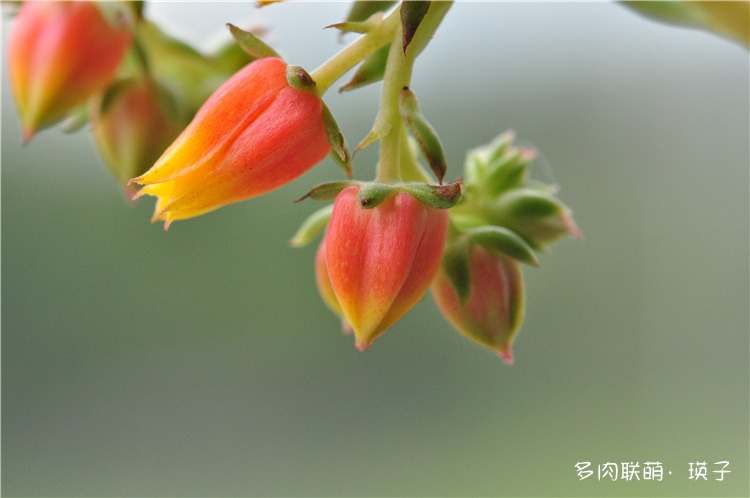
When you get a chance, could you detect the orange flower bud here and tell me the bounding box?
[90,78,184,195]
[130,57,332,228]
[326,186,449,350]
[8,1,132,140]
[432,245,525,364]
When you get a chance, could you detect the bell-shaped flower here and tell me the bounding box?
[130,57,332,228]
[325,186,449,351]
[8,1,132,140]
[90,77,185,195]
[432,244,525,363]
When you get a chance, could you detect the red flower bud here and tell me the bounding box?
[130,57,332,228]
[432,245,525,364]
[326,186,449,350]
[91,78,184,195]
[8,1,132,141]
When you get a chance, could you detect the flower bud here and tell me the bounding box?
[493,188,582,250]
[432,244,525,364]
[130,57,332,228]
[8,1,132,140]
[326,186,449,350]
[90,77,184,195]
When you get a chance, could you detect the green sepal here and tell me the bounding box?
[467,226,539,267]
[227,23,281,60]
[286,65,317,94]
[357,183,398,209]
[295,181,358,203]
[400,180,462,210]
[321,103,352,178]
[493,188,580,250]
[441,236,471,304]
[354,111,392,153]
[496,188,561,219]
[340,44,389,92]
[289,204,334,248]
[211,38,257,75]
[400,0,431,54]
[485,148,535,198]
[327,12,384,34]
[399,87,447,184]
[346,1,397,23]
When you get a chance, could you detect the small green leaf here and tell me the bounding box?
[227,23,281,59]
[354,111,392,153]
[400,180,462,210]
[295,181,357,203]
[340,44,390,92]
[327,12,384,34]
[321,103,352,178]
[400,0,431,54]
[467,226,539,267]
[441,238,471,304]
[399,87,447,184]
[289,204,334,248]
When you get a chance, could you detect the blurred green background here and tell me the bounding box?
[2,2,748,497]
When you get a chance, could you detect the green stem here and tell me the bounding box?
[375,25,412,183]
[311,10,401,95]
[376,1,453,184]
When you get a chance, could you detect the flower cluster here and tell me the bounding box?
[7,1,581,362]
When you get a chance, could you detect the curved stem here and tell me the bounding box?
[311,10,401,95]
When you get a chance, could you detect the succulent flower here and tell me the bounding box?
[325,185,449,350]
[8,1,132,141]
[432,244,525,364]
[130,57,332,228]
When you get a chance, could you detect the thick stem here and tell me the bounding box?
[311,10,401,95]
[375,24,413,183]
[376,2,453,184]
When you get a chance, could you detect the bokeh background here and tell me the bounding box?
[2,2,748,497]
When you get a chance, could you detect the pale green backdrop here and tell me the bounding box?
[2,2,748,496]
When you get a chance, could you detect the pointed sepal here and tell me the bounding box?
[399,87,447,184]
[354,110,392,153]
[290,204,334,248]
[227,23,280,59]
[466,226,539,267]
[400,180,462,210]
[400,0,431,54]
[321,102,352,178]
[340,44,389,92]
[440,236,471,304]
[327,12,384,34]
[494,188,582,250]
[296,181,359,203]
